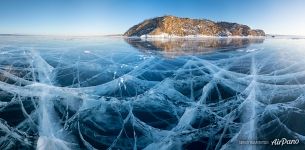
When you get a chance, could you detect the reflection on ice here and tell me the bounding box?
[125,37,264,57]
[1,36,305,150]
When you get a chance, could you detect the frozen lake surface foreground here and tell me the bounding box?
[1,36,305,150]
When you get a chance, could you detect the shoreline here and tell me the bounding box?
[1,34,304,40]
[125,34,266,40]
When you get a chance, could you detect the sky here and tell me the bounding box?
[0,0,305,36]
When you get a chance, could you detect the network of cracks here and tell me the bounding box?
[1,38,305,150]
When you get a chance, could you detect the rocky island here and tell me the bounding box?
[124,15,265,37]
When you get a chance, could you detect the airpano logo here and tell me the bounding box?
[271,138,299,146]
[239,138,300,146]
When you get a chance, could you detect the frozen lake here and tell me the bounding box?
[0,35,305,150]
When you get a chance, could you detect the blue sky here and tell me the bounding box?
[0,0,304,36]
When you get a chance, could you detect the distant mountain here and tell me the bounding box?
[124,16,265,37]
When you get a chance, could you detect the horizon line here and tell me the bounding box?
[1,33,305,37]
[0,33,124,37]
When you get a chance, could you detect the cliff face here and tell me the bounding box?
[124,16,265,37]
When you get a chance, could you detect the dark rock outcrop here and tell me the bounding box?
[124,16,265,37]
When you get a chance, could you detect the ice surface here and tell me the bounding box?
[1,36,305,150]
